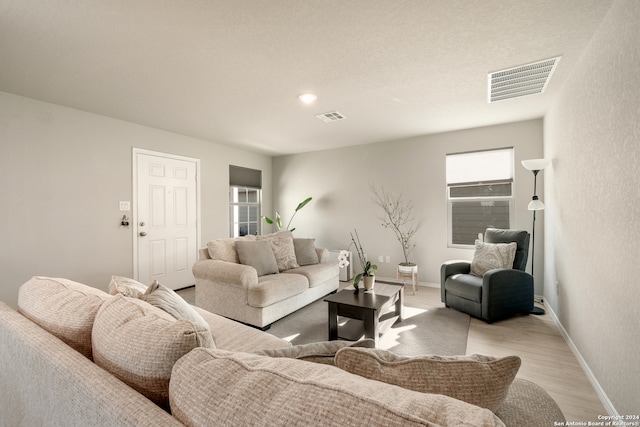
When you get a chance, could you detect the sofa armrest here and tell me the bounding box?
[481,269,534,321]
[440,261,471,302]
[192,259,258,288]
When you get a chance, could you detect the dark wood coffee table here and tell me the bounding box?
[324,281,404,347]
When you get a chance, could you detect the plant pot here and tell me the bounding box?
[363,275,375,291]
[397,263,418,275]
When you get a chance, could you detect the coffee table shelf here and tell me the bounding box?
[324,282,404,347]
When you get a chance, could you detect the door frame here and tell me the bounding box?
[132,147,201,283]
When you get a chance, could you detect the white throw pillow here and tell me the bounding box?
[139,281,210,330]
[470,240,517,277]
[108,276,148,298]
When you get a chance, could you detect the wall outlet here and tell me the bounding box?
[378,255,384,263]
[385,255,391,263]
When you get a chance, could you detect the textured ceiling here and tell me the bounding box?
[0,0,614,155]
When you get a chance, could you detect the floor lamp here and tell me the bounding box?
[521,158,550,315]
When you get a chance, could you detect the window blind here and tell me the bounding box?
[229,165,262,188]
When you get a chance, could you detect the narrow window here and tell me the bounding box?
[229,166,262,237]
[446,148,514,247]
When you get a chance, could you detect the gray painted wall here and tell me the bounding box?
[272,119,544,290]
[0,91,272,308]
[544,0,639,415]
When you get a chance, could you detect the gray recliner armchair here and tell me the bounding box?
[441,228,534,323]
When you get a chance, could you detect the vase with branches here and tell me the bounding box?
[370,185,422,266]
[349,229,377,290]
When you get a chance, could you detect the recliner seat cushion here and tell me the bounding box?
[445,274,483,302]
[248,273,308,308]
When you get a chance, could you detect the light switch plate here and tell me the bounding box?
[119,201,130,211]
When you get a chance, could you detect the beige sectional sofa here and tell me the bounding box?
[0,276,566,427]
[192,231,339,329]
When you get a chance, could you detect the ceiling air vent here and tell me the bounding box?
[488,56,561,103]
[316,111,346,123]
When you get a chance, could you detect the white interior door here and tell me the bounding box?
[134,149,199,289]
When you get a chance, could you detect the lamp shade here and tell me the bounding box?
[521,159,550,171]
[528,198,545,211]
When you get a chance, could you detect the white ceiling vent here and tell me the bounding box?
[488,56,561,103]
[316,111,346,122]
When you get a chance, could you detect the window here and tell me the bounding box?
[229,166,262,237]
[446,148,514,247]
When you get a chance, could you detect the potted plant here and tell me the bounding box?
[370,185,422,274]
[262,197,312,232]
[349,229,377,291]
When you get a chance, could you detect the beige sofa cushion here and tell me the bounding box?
[92,295,214,408]
[247,273,308,308]
[108,276,148,298]
[192,305,290,352]
[283,262,339,287]
[18,276,109,360]
[335,348,521,412]
[257,230,299,271]
[170,348,505,427]
[253,339,375,365]
[206,235,256,263]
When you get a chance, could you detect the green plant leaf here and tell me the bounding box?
[275,211,282,230]
[353,273,363,287]
[263,216,273,225]
[295,197,312,212]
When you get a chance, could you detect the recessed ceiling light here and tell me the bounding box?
[298,93,317,104]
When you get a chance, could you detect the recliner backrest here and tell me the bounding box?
[484,228,530,271]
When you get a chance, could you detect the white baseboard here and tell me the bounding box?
[545,303,618,416]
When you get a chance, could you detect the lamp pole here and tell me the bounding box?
[521,159,550,316]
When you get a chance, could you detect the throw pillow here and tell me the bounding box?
[108,275,148,298]
[334,347,521,412]
[169,348,504,427]
[139,280,210,330]
[293,238,319,266]
[470,240,517,277]
[92,295,214,409]
[253,339,375,365]
[257,230,299,271]
[206,235,256,263]
[17,276,109,360]
[235,240,279,276]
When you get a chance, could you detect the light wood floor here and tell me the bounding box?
[410,285,607,423]
[178,283,607,422]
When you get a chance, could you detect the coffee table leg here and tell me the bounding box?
[396,286,404,322]
[328,302,338,340]
[363,309,379,348]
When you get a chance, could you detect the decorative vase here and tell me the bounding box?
[363,275,375,291]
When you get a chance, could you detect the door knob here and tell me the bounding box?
[139,232,147,237]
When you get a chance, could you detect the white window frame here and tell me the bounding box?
[229,186,262,237]
[446,148,515,248]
